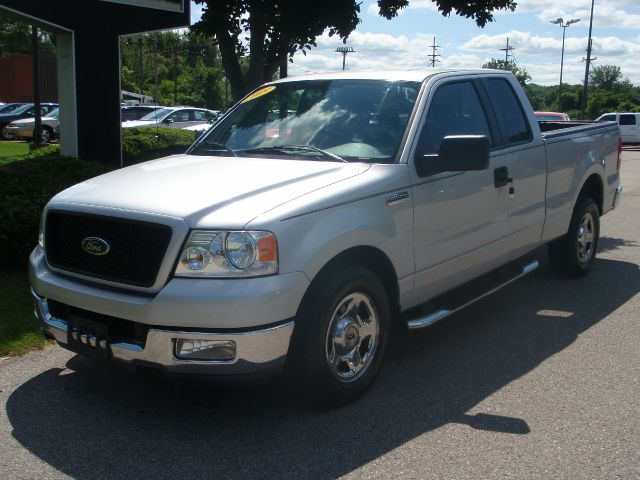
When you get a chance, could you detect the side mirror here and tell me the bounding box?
[415,135,490,177]
[163,117,174,124]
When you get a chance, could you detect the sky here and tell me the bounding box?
[190,0,640,86]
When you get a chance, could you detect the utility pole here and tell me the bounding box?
[428,37,441,68]
[172,47,178,106]
[500,37,515,67]
[151,36,160,105]
[580,0,596,119]
[335,47,355,71]
[31,24,42,149]
[138,37,144,96]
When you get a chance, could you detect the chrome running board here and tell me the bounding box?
[405,258,539,330]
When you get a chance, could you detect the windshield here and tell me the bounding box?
[0,104,22,114]
[139,108,173,121]
[7,104,33,115]
[46,108,59,119]
[192,79,420,163]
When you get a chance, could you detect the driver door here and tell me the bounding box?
[409,77,510,303]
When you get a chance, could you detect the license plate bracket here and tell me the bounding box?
[67,314,110,359]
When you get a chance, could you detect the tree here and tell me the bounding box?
[589,65,623,91]
[0,18,56,57]
[482,59,531,87]
[194,0,517,101]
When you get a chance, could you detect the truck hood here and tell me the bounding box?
[51,154,370,227]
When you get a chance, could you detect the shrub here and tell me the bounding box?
[122,127,196,165]
[0,150,113,268]
[1,128,197,268]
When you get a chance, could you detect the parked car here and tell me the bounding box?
[4,108,59,143]
[121,105,162,121]
[0,102,58,139]
[534,111,571,122]
[0,102,26,114]
[30,70,621,404]
[596,112,640,144]
[121,106,218,129]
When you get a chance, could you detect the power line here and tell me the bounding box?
[428,37,441,68]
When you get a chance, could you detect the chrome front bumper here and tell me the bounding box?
[32,289,294,377]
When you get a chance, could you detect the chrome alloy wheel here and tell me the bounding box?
[325,292,379,383]
[577,211,595,265]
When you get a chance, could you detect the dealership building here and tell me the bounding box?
[0,0,190,165]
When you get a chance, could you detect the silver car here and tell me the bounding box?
[122,106,218,129]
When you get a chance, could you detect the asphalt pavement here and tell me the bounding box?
[1,149,639,479]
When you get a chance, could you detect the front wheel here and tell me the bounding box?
[0,123,12,140]
[548,196,600,277]
[288,265,390,405]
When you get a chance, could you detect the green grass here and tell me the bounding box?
[0,141,30,159]
[0,269,52,356]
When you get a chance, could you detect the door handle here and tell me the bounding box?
[494,166,512,188]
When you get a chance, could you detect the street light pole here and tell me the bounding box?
[580,0,596,119]
[550,18,580,111]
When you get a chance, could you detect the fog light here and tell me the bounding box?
[174,339,236,361]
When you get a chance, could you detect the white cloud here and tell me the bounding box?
[287,27,640,86]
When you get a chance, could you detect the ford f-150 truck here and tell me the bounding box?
[30,69,622,403]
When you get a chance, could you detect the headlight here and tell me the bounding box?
[175,230,278,277]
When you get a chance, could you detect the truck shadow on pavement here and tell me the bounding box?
[6,257,640,479]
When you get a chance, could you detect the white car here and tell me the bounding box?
[122,107,218,130]
[4,108,59,143]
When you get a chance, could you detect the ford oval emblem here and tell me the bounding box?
[81,237,110,256]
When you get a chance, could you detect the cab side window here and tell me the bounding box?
[483,78,532,145]
[417,81,491,155]
[620,114,637,126]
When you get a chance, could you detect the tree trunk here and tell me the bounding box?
[215,26,246,101]
[246,0,267,91]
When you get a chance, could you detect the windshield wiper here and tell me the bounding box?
[243,145,347,162]
[189,142,237,157]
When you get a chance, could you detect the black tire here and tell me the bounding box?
[40,126,53,143]
[287,264,390,405]
[0,123,10,140]
[548,195,600,277]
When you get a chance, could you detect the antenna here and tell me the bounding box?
[335,47,355,71]
[428,37,441,68]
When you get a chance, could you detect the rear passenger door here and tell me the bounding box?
[479,76,546,260]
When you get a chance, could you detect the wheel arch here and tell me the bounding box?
[299,245,400,318]
[578,173,604,214]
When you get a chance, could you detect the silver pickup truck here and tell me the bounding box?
[30,69,622,403]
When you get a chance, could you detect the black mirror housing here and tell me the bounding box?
[415,135,490,177]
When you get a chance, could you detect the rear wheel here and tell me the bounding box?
[40,126,53,143]
[548,196,600,277]
[288,265,390,405]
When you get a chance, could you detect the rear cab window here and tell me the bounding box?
[481,78,532,147]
